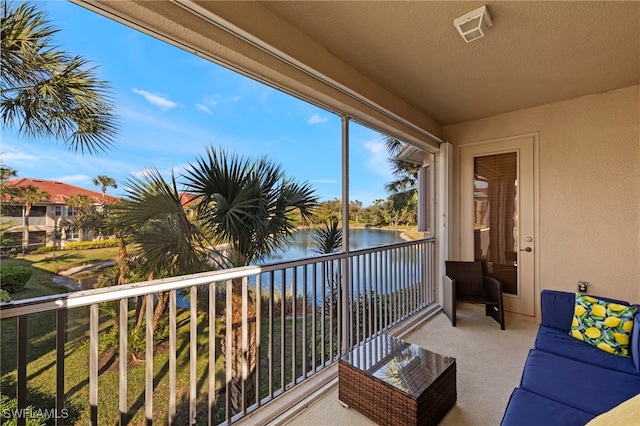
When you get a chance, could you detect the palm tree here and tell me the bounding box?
[384,136,420,225]
[0,166,17,195]
[184,147,319,269]
[1,0,118,154]
[0,167,19,216]
[65,193,93,241]
[74,202,129,284]
[183,146,319,414]
[312,217,342,255]
[312,218,343,360]
[113,168,209,337]
[15,185,49,250]
[92,175,117,205]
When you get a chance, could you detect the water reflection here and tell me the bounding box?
[259,228,405,264]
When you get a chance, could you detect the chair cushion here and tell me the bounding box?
[569,294,636,357]
[520,350,640,415]
[535,326,637,374]
[501,387,595,426]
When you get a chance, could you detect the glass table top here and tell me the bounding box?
[340,333,455,398]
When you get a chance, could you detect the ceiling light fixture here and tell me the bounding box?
[453,5,493,43]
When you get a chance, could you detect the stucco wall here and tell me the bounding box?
[444,86,640,307]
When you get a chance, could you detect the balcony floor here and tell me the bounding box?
[282,304,539,426]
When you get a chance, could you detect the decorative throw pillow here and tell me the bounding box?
[569,294,636,357]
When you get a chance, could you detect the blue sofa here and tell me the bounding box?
[501,289,640,425]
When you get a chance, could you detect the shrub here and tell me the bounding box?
[33,245,58,254]
[0,266,33,293]
[64,239,118,250]
[0,394,46,426]
[0,289,10,302]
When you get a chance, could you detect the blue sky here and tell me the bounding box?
[1,1,395,206]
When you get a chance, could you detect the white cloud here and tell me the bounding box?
[132,88,178,110]
[310,179,339,185]
[0,150,42,162]
[50,174,91,184]
[307,113,328,125]
[232,96,242,102]
[363,140,394,179]
[196,103,212,114]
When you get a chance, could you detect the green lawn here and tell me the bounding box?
[1,248,324,425]
[1,305,320,425]
[0,246,381,424]
[4,247,119,274]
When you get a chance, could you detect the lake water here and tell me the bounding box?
[258,228,405,264]
[72,228,405,294]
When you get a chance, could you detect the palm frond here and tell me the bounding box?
[313,218,343,255]
[183,146,319,267]
[1,1,118,155]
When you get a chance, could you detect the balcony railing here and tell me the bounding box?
[2,217,48,227]
[0,238,435,425]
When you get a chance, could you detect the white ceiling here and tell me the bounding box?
[257,1,640,125]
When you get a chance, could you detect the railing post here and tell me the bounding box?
[17,316,27,426]
[189,286,197,424]
[169,291,176,425]
[341,114,350,354]
[90,303,99,425]
[56,310,66,426]
[119,298,129,426]
[208,283,216,426]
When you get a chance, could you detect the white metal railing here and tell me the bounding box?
[0,238,435,425]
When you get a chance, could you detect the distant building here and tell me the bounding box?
[1,178,119,249]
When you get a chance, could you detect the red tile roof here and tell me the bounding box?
[4,178,119,204]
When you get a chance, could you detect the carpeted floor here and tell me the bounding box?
[284,304,539,426]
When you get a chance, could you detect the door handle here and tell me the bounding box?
[520,247,532,252]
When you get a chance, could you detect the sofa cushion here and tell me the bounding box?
[520,350,640,415]
[632,306,640,373]
[540,290,575,331]
[535,326,637,375]
[540,290,631,332]
[570,294,636,357]
[501,387,595,426]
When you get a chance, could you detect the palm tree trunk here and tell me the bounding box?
[152,292,169,333]
[23,205,30,251]
[135,296,146,331]
[220,290,257,415]
[116,237,128,285]
[135,272,153,332]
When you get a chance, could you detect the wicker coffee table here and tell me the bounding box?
[338,333,456,426]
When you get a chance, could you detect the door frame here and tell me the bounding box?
[454,133,540,319]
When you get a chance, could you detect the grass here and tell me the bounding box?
[3,247,119,275]
[1,303,322,425]
[401,226,425,240]
[1,306,226,425]
[0,247,327,425]
[0,259,69,301]
[0,242,411,424]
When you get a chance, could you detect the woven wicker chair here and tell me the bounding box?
[443,260,505,330]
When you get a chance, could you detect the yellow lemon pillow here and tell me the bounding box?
[570,294,636,357]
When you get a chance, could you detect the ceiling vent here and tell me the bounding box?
[453,5,493,43]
